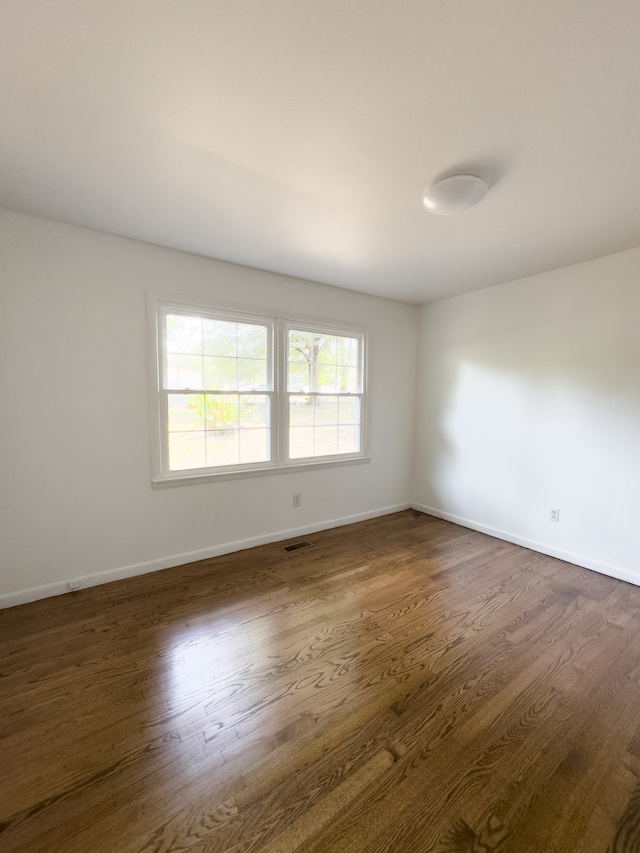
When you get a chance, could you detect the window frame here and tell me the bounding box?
[149,292,369,486]
[282,319,366,466]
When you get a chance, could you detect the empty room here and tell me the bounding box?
[1,2,640,851]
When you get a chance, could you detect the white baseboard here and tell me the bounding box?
[6,500,636,610]
[0,502,411,610]
[412,502,640,588]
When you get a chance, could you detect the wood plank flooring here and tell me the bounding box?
[2,511,640,852]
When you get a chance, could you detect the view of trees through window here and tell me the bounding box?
[287,328,361,459]
[158,307,364,475]
[164,313,271,471]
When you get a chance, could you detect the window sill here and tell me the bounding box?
[151,455,371,488]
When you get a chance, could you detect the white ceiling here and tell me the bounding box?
[2,1,640,304]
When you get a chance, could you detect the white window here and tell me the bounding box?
[150,295,367,483]
[286,324,364,460]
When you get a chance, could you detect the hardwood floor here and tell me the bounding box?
[2,510,640,852]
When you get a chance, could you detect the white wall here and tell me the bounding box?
[0,209,417,606]
[413,247,640,584]
[5,208,638,607]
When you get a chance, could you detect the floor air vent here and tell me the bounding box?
[283,541,314,552]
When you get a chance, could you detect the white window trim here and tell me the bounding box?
[148,291,370,487]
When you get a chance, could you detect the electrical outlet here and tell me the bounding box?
[549,508,560,523]
[292,493,301,508]
[68,579,81,590]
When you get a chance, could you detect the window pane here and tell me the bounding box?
[338,365,359,393]
[203,319,237,357]
[168,394,204,432]
[316,364,337,393]
[315,335,337,364]
[314,395,338,426]
[288,362,310,392]
[338,397,359,424]
[289,395,313,426]
[237,323,268,359]
[289,426,314,459]
[287,394,361,460]
[204,356,237,390]
[240,395,268,429]
[337,336,359,367]
[206,430,240,467]
[169,432,206,470]
[313,426,338,456]
[205,395,239,430]
[288,329,360,396]
[238,358,267,390]
[240,428,270,463]
[166,354,203,390]
[338,425,359,454]
[166,315,202,355]
[288,330,314,362]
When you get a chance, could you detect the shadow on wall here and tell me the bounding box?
[415,281,640,569]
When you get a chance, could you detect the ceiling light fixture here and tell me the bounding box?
[423,174,487,216]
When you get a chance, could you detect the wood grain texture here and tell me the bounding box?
[2,511,640,852]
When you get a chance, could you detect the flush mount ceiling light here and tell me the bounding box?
[423,174,488,216]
